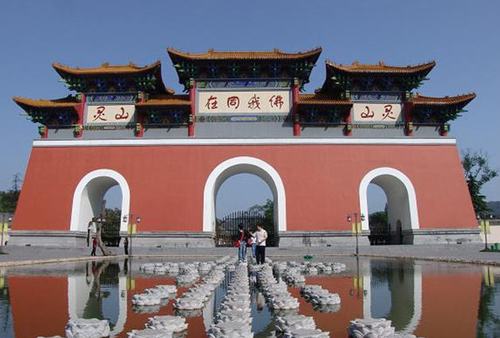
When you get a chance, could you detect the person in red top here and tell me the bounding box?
[90,236,97,256]
[236,224,248,262]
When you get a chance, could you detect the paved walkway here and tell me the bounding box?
[1,243,499,267]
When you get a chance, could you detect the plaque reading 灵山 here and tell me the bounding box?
[197,90,291,114]
[85,105,135,124]
[353,103,402,123]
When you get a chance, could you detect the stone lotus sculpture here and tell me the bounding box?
[174,308,203,318]
[282,267,306,285]
[140,259,234,277]
[208,263,253,338]
[173,297,205,310]
[332,262,347,272]
[132,293,162,306]
[313,303,341,313]
[257,265,300,311]
[132,304,162,314]
[139,262,180,276]
[144,285,177,299]
[208,321,253,338]
[285,261,347,275]
[305,266,319,275]
[65,318,110,338]
[275,314,316,333]
[145,315,188,333]
[283,328,330,338]
[301,285,341,307]
[199,262,214,273]
[348,317,423,338]
[127,328,174,338]
[176,271,199,285]
[203,269,225,284]
[174,264,228,311]
[276,314,330,338]
[273,261,288,274]
[348,318,415,338]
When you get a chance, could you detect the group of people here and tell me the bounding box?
[87,217,128,256]
[236,224,268,264]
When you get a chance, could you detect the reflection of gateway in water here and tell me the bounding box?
[362,260,422,334]
[67,262,127,336]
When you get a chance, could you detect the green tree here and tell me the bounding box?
[462,150,498,217]
[101,208,121,246]
[0,174,22,213]
[262,198,274,223]
[369,211,388,230]
[477,281,500,337]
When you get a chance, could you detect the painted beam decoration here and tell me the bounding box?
[353,103,402,123]
[85,104,135,125]
[197,90,291,114]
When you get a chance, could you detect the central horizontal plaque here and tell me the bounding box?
[85,104,135,125]
[197,90,291,114]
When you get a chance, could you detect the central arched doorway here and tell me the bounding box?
[216,173,274,246]
[359,167,419,245]
[203,156,286,247]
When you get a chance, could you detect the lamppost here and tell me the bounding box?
[479,214,494,251]
[347,212,365,256]
[123,214,140,292]
[122,214,141,258]
[0,215,8,254]
[349,254,368,299]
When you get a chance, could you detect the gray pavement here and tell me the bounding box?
[1,243,500,267]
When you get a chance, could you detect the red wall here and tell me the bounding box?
[9,276,69,337]
[13,144,476,232]
[415,272,481,338]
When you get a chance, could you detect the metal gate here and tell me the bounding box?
[215,210,277,247]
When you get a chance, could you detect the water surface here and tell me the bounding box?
[0,257,498,337]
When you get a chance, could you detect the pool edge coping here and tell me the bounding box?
[1,252,500,268]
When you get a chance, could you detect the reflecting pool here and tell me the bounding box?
[0,257,499,337]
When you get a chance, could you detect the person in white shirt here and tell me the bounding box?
[254,224,268,264]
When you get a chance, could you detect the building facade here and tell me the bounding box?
[12,47,479,247]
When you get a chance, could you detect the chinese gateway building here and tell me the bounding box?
[12,47,479,247]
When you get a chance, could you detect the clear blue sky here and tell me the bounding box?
[1,0,499,214]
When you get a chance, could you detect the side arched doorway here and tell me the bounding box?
[203,156,286,247]
[70,169,130,241]
[359,167,419,244]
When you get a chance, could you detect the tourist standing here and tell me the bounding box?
[87,217,97,247]
[124,236,129,255]
[249,229,257,258]
[236,224,247,262]
[90,236,97,256]
[254,224,268,264]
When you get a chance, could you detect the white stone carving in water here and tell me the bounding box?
[348,318,424,338]
[65,318,110,338]
[145,315,188,333]
[131,293,162,306]
[127,328,174,338]
[257,264,299,311]
[207,263,253,338]
[275,314,329,338]
[300,285,341,306]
